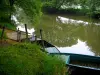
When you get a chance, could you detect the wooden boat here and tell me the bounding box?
[22,38,100,73]
[50,53,100,72]
[21,35,60,53]
[31,39,60,53]
[32,40,100,74]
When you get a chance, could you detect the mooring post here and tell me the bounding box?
[25,24,28,41]
[35,35,37,42]
[40,29,42,40]
[40,29,45,51]
[17,28,19,41]
[19,31,21,42]
[0,26,5,41]
[17,28,21,42]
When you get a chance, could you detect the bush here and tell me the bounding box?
[0,43,66,75]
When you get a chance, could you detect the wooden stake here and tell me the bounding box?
[40,29,42,40]
[35,35,37,42]
[40,29,45,51]
[25,24,28,40]
[17,28,21,42]
[17,28,19,41]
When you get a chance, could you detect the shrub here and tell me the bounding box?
[0,43,66,75]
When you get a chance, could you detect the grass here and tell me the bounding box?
[0,29,7,40]
[0,23,16,30]
[0,43,66,75]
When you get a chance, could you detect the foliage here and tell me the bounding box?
[42,0,100,19]
[0,43,66,75]
[0,23,16,30]
[42,0,66,9]
[15,0,42,26]
[0,0,42,27]
[42,0,66,13]
[0,0,14,26]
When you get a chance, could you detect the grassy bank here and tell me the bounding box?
[0,43,66,75]
[0,23,16,31]
[42,2,85,15]
[42,3,100,19]
[0,29,7,40]
[42,6,85,16]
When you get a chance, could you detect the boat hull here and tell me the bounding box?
[50,53,100,71]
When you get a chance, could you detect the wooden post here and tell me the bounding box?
[40,29,45,51]
[40,29,42,40]
[19,31,21,42]
[17,28,19,41]
[35,35,37,42]
[17,28,21,42]
[25,24,28,40]
[0,26,5,40]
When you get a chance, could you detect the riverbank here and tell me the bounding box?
[0,27,67,75]
[42,4,100,19]
[43,7,85,16]
[0,42,67,75]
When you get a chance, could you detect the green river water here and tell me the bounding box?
[34,14,100,56]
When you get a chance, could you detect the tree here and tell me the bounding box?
[0,0,42,26]
[9,0,15,6]
[15,0,42,25]
[79,0,100,18]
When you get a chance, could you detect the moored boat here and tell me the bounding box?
[31,39,60,53]
[23,38,100,73]
[50,53,100,72]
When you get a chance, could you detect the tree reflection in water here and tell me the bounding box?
[35,14,100,56]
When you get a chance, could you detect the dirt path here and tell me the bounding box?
[5,29,31,41]
[0,28,32,44]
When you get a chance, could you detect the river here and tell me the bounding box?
[34,14,100,56]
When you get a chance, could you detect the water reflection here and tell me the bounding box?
[17,25,35,35]
[56,16,100,26]
[37,14,100,56]
[12,15,35,35]
[57,39,95,56]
